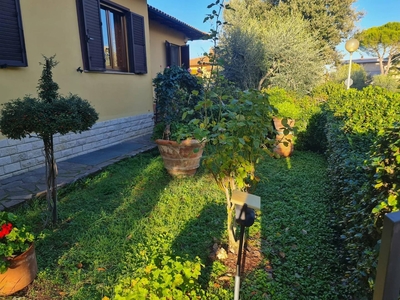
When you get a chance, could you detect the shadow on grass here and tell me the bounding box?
[171,200,226,288]
[10,149,172,299]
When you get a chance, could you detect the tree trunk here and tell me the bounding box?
[224,186,239,253]
[378,56,385,75]
[43,135,58,224]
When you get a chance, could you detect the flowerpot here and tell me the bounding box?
[274,133,294,157]
[0,243,38,296]
[273,117,295,133]
[155,139,205,176]
[273,117,295,157]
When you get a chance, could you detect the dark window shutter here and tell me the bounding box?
[77,0,105,71]
[128,13,147,74]
[0,0,27,67]
[165,40,171,67]
[181,45,189,69]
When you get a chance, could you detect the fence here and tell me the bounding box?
[373,211,400,300]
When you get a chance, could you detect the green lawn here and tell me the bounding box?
[9,149,341,299]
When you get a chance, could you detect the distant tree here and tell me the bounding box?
[221,3,327,94]
[263,0,362,62]
[355,22,400,75]
[329,63,369,90]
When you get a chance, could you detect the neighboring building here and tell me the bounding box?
[148,5,205,78]
[343,58,389,77]
[189,55,212,76]
[189,48,216,76]
[0,0,205,179]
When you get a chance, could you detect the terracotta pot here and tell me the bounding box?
[273,117,295,133]
[0,243,38,296]
[273,117,295,157]
[274,133,294,157]
[155,139,205,176]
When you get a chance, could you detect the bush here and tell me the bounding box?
[152,65,204,140]
[372,74,399,92]
[329,63,369,90]
[291,82,344,152]
[324,86,400,298]
[262,87,302,120]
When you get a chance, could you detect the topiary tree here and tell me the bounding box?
[0,56,99,224]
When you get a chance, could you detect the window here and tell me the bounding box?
[76,0,147,74]
[165,41,189,69]
[101,6,127,71]
[0,0,27,67]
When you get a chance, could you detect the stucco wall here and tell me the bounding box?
[0,0,153,122]
[148,20,186,80]
[0,0,155,179]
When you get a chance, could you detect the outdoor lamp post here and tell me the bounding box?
[345,38,359,89]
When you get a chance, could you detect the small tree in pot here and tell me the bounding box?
[0,56,98,224]
[152,65,206,176]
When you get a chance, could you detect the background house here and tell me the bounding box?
[343,57,389,77]
[0,0,205,180]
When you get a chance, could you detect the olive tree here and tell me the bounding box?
[220,6,327,94]
[0,56,98,224]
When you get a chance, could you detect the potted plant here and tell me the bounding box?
[263,87,301,157]
[152,65,205,176]
[0,212,37,296]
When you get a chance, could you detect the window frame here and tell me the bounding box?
[76,0,147,74]
[165,41,189,69]
[100,4,128,72]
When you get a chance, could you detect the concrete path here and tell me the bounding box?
[0,134,156,210]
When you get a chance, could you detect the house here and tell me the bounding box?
[189,48,215,76]
[343,58,389,77]
[0,0,206,180]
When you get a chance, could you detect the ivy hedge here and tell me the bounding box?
[322,85,400,298]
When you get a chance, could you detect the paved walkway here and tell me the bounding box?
[0,134,156,210]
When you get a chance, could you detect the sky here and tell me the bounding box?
[147,0,400,60]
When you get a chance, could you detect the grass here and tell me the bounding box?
[8,149,341,299]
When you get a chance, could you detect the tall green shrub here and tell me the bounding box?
[324,86,400,298]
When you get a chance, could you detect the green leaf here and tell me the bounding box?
[388,194,397,207]
[372,201,388,213]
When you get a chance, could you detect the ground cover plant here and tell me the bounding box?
[5,147,342,299]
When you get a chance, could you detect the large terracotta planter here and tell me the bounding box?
[155,139,205,176]
[273,117,295,157]
[0,243,38,296]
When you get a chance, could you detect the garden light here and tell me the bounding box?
[345,38,359,89]
[231,191,261,300]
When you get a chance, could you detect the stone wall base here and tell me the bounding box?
[0,113,153,180]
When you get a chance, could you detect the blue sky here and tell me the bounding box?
[147,0,400,59]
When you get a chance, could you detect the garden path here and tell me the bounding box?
[0,134,156,210]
